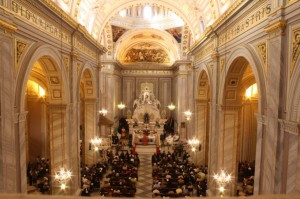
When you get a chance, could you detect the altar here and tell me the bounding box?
[126,86,166,146]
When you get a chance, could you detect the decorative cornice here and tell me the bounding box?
[190,0,247,51]
[71,52,79,60]
[19,0,106,54]
[210,52,219,61]
[0,18,17,32]
[265,20,287,36]
[278,119,299,135]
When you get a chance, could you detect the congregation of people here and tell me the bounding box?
[151,150,208,197]
[99,150,140,197]
[236,161,255,196]
[27,156,51,194]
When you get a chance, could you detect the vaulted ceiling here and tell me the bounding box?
[51,0,236,65]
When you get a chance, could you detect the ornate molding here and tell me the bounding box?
[0,18,17,32]
[256,41,267,73]
[290,26,300,78]
[278,119,299,135]
[16,40,28,63]
[121,70,173,75]
[265,20,287,38]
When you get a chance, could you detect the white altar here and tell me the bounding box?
[126,86,166,146]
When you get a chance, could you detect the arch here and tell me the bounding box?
[77,63,97,100]
[114,28,181,63]
[96,0,198,41]
[16,43,70,111]
[194,63,213,98]
[194,66,212,165]
[287,56,300,122]
[219,45,266,113]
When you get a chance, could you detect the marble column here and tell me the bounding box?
[278,120,299,194]
[14,111,28,194]
[219,105,240,195]
[100,62,121,136]
[47,104,70,194]
[262,19,286,194]
[0,16,20,193]
[195,100,209,165]
[206,53,219,196]
[68,55,81,194]
[254,114,267,195]
[175,65,189,140]
[83,99,97,165]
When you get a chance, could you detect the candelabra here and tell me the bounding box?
[213,170,232,197]
[54,168,72,190]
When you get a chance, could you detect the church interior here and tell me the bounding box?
[1,0,300,198]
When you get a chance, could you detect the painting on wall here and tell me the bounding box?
[166,27,182,43]
[123,42,170,64]
[112,25,128,42]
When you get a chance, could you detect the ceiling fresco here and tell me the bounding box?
[112,25,128,42]
[166,27,182,43]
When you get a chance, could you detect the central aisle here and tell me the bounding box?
[135,145,155,198]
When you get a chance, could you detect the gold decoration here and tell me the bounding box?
[265,20,287,38]
[0,18,17,32]
[16,41,27,63]
[291,27,300,78]
[220,56,225,78]
[256,41,267,73]
[62,56,69,74]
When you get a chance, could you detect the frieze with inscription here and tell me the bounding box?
[11,1,71,45]
[121,70,173,75]
[74,37,97,59]
[219,3,271,46]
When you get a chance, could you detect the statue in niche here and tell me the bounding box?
[144,113,150,124]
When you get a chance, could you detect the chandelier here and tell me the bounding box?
[54,168,72,190]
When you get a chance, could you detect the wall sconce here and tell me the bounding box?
[184,110,192,121]
[90,137,102,151]
[99,108,108,116]
[188,138,200,152]
[117,102,126,109]
[168,103,175,111]
[213,170,232,197]
[54,168,72,190]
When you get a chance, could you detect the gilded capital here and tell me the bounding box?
[0,18,17,32]
[265,20,286,37]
